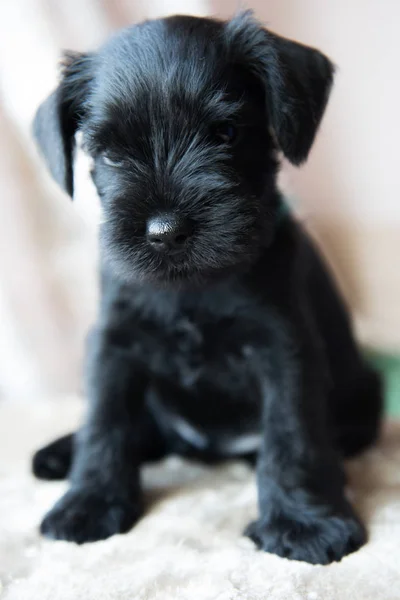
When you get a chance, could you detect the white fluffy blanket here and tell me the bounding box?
[1,399,400,599]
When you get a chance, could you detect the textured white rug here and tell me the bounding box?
[1,398,400,599]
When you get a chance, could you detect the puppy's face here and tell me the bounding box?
[86,19,278,286]
[34,13,334,287]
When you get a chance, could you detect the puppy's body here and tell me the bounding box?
[32,12,382,564]
[84,220,378,462]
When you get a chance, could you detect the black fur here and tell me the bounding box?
[32,11,382,564]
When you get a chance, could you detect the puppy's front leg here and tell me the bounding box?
[245,316,366,565]
[40,328,150,543]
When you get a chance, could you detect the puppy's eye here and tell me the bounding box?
[102,154,123,168]
[214,123,237,144]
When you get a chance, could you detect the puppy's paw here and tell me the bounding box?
[33,443,71,480]
[245,512,366,565]
[40,487,142,543]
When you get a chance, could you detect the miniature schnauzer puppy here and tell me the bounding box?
[32,11,382,564]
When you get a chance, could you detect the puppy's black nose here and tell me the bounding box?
[146,214,192,253]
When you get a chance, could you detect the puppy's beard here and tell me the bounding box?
[104,245,255,290]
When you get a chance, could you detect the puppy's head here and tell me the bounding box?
[34,12,334,287]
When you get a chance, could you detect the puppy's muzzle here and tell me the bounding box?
[146,213,193,255]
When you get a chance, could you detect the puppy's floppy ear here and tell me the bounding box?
[226,12,335,164]
[267,32,335,164]
[33,52,93,196]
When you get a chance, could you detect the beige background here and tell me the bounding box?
[0,0,399,402]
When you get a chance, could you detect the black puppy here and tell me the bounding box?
[32,11,382,564]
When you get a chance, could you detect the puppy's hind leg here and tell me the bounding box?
[32,408,168,482]
[33,433,74,480]
[332,366,383,458]
[304,236,384,457]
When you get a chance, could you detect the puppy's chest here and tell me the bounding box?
[118,295,268,455]
[135,311,258,390]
